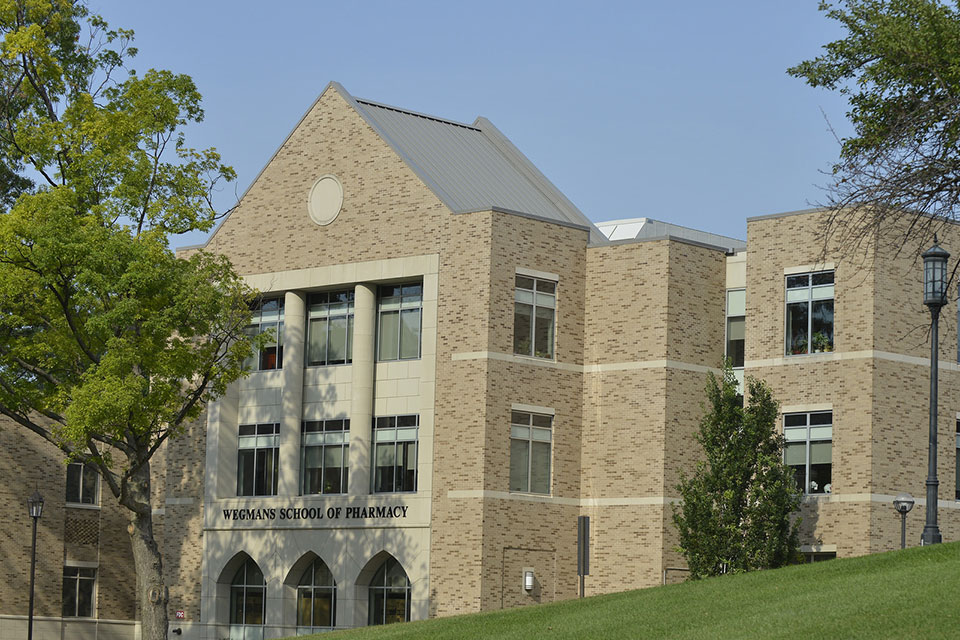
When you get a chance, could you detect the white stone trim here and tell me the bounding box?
[782,402,833,414]
[784,263,835,276]
[515,266,559,282]
[800,544,837,553]
[747,349,960,372]
[65,559,99,568]
[511,403,555,416]
[446,490,681,506]
[243,254,440,293]
[451,351,720,375]
[802,492,960,509]
[165,497,195,505]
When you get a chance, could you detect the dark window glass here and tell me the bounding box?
[373,415,419,493]
[368,558,410,626]
[230,558,265,626]
[297,558,336,629]
[377,283,421,362]
[237,424,279,496]
[62,567,96,617]
[514,275,556,358]
[245,297,284,371]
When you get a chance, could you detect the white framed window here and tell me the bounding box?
[307,291,354,366]
[509,410,552,494]
[237,423,279,497]
[514,275,556,359]
[301,419,349,495]
[726,289,745,368]
[230,558,265,627]
[297,558,336,632]
[368,557,410,625]
[62,565,96,617]
[244,297,284,371]
[785,271,834,355]
[66,462,99,506]
[373,415,418,493]
[784,411,832,495]
[377,284,422,361]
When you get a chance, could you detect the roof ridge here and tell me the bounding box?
[354,97,481,131]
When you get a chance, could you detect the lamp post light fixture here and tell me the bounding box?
[921,239,949,545]
[892,492,915,550]
[26,489,44,640]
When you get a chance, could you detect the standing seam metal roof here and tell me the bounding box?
[343,87,606,244]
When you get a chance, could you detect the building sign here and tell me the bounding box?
[221,505,409,522]
[175,610,185,619]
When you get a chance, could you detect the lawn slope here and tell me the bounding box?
[301,541,960,640]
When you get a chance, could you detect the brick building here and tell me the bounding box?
[1,82,959,639]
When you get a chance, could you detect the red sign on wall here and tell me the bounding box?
[175,610,185,620]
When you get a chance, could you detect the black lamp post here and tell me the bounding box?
[893,492,915,550]
[27,489,43,640]
[921,239,949,545]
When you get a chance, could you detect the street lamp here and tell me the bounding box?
[27,489,43,640]
[921,239,948,545]
[892,492,915,550]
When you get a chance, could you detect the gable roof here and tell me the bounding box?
[334,83,606,244]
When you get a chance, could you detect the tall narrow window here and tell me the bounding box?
[245,297,284,370]
[784,411,832,495]
[377,284,422,361]
[301,419,350,495]
[509,410,552,494]
[514,275,556,359]
[237,423,279,497]
[785,271,834,355]
[373,415,418,493]
[307,291,354,366]
[66,462,99,505]
[230,558,265,627]
[297,558,336,631]
[726,289,745,368]
[62,566,96,617]
[368,558,410,625]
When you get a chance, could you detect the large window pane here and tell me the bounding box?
[399,309,421,359]
[786,271,835,356]
[237,450,255,496]
[510,439,529,492]
[510,411,552,494]
[514,275,557,358]
[530,441,551,494]
[514,303,533,355]
[375,443,396,492]
[786,303,809,354]
[328,316,347,364]
[308,318,328,365]
[726,316,745,367]
[378,311,400,361]
[534,306,555,358]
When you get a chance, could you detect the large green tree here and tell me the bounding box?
[0,2,256,638]
[790,0,960,250]
[673,369,801,578]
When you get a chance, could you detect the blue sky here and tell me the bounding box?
[92,1,851,246]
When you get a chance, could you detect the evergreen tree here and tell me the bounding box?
[673,369,801,578]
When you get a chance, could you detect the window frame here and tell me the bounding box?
[66,462,99,507]
[368,557,411,626]
[513,274,557,360]
[62,565,96,618]
[237,423,280,497]
[725,288,745,369]
[784,411,833,495]
[785,271,834,356]
[509,410,553,495]
[301,419,350,495]
[306,290,355,367]
[376,283,423,362]
[297,557,337,632]
[245,297,285,371]
[372,415,419,493]
[230,558,266,627]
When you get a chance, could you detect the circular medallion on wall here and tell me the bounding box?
[307,174,343,226]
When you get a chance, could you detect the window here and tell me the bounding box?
[66,462,99,505]
[245,297,284,370]
[230,558,265,626]
[373,415,418,493]
[509,411,552,494]
[62,566,96,617]
[786,271,834,355]
[237,424,279,497]
[514,275,556,359]
[784,411,832,495]
[297,558,336,631]
[301,420,349,495]
[377,284,421,361]
[307,291,354,366]
[726,289,745,368]
[368,558,410,626]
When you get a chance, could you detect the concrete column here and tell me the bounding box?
[278,290,306,497]
[349,283,376,495]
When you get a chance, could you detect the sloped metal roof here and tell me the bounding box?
[596,218,746,252]
[337,84,606,244]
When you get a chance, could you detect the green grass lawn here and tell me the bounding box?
[296,541,960,639]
